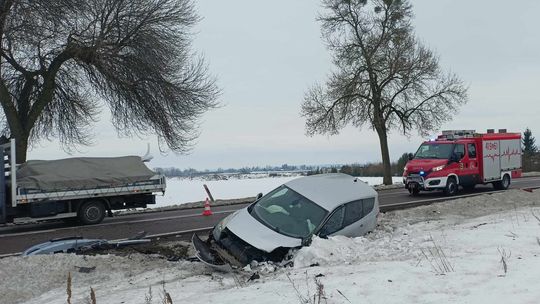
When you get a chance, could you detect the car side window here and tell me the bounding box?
[454,144,465,159]
[362,198,375,216]
[467,143,476,158]
[343,200,363,227]
[318,206,345,237]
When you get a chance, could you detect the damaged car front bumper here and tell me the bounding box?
[191,233,234,272]
[192,227,293,272]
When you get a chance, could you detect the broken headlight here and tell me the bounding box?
[213,211,238,240]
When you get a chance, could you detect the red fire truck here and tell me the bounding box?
[403,129,522,196]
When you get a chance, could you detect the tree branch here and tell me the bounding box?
[26,49,73,130]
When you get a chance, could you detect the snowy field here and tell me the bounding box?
[2,189,540,304]
[156,175,403,207]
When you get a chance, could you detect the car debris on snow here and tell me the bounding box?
[22,233,152,256]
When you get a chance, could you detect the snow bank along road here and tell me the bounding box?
[1,176,540,256]
[2,189,540,304]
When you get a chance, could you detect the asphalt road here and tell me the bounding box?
[1,176,540,256]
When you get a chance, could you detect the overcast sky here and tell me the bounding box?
[28,0,540,170]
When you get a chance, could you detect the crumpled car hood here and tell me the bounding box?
[225,208,302,253]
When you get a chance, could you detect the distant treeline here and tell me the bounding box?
[523,128,539,172]
[310,153,410,177]
[154,164,321,177]
[154,153,412,177]
[523,153,540,172]
[338,153,409,177]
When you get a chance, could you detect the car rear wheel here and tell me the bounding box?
[493,174,510,190]
[78,200,106,225]
[443,177,458,196]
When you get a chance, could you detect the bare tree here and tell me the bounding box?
[0,0,218,163]
[302,0,467,184]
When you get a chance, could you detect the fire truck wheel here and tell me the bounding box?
[78,200,106,225]
[408,187,420,196]
[493,174,510,190]
[443,177,458,196]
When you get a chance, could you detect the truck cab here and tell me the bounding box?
[403,129,521,196]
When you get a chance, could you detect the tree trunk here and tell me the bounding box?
[376,127,393,185]
[14,133,28,164]
[372,91,393,185]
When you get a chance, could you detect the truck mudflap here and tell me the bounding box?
[191,234,233,272]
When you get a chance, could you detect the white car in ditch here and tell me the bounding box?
[192,173,379,270]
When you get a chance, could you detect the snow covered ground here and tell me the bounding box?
[2,189,540,304]
[156,175,403,208]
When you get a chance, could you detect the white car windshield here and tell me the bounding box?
[250,185,327,238]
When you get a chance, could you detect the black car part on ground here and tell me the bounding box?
[192,233,225,265]
[192,233,234,272]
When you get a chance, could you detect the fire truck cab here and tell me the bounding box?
[403,129,522,196]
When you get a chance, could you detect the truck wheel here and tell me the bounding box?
[408,187,420,196]
[443,177,458,196]
[78,200,106,225]
[493,174,510,190]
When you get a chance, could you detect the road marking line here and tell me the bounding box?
[381,190,507,209]
[0,252,21,258]
[514,177,540,183]
[0,210,234,238]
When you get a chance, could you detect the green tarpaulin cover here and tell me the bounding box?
[16,156,156,191]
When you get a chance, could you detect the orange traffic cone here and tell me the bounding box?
[202,198,213,216]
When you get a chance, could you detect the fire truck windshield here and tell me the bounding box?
[414,143,454,159]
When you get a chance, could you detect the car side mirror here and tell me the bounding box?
[408,153,414,160]
[449,153,459,163]
[255,193,263,200]
[317,233,328,239]
[301,235,313,246]
[317,226,330,239]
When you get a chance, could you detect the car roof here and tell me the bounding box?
[284,173,377,211]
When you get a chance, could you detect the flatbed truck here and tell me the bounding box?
[0,139,166,225]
